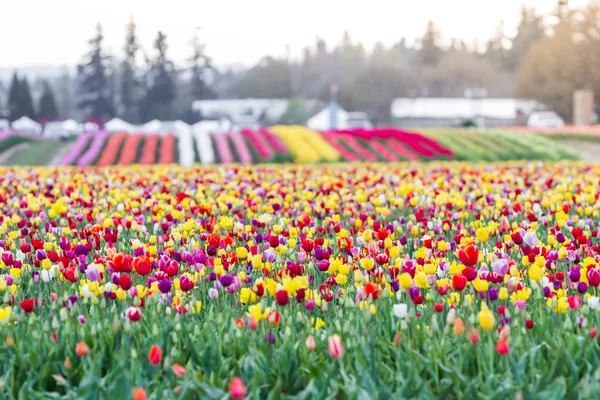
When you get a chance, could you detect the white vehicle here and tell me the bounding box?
[346,112,373,129]
[527,111,565,128]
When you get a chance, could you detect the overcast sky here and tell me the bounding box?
[0,0,592,68]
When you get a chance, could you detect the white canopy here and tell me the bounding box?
[12,116,42,134]
[307,102,349,131]
[105,117,135,133]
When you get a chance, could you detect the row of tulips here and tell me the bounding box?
[229,132,253,164]
[139,134,159,165]
[157,134,175,164]
[117,133,143,165]
[324,128,454,161]
[96,132,127,167]
[271,125,341,163]
[2,163,600,397]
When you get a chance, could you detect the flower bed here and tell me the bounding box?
[0,163,599,398]
[95,132,127,166]
[140,135,159,165]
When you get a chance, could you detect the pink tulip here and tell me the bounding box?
[328,334,344,359]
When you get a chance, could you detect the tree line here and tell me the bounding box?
[6,1,600,125]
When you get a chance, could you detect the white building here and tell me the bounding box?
[391,97,542,127]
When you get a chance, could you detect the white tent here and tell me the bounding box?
[12,116,42,134]
[105,118,134,133]
[307,102,349,131]
[142,119,162,134]
[43,119,86,138]
[62,119,81,133]
[0,119,10,131]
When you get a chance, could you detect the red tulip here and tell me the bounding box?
[119,275,132,290]
[229,377,247,399]
[133,256,152,276]
[364,282,379,300]
[452,275,467,291]
[268,235,279,248]
[461,267,477,281]
[110,253,132,273]
[458,243,478,267]
[275,290,289,306]
[148,345,163,365]
[19,298,35,313]
[525,319,534,329]
[496,338,509,355]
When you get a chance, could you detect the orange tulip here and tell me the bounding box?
[132,388,148,400]
[75,342,88,357]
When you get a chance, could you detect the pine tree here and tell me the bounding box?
[420,20,443,66]
[141,31,176,121]
[188,28,215,100]
[77,23,114,120]
[18,78,36,119]
[38,81,59,120]
[506,7,545,71]
[120,16,141,123]
[8,72,21,119]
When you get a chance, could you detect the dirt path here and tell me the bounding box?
[0,143,30,165]
[49,142,73,166]
[558,140,600,164]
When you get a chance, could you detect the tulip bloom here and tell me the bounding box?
[133,256,152,275]
[171,363,186,376]
[275,290,289,306]
[132,388,148,400]
[328,334,344,359]
[126,307,142,321]
[496,338,509,355]
[267,311,280,327]
[75,342,89,357]
[229,377,247,399]
[458,243,478,267]
[306,335,316,351]
[19,298,35,313]
[148,345,163,365]
[452,275,467,291]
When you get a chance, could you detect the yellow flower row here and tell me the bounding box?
[271,125,340,163]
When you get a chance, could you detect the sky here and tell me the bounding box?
[0,0,593,69]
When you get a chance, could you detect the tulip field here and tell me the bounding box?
[0,126,581,166]
[2,160,600,398]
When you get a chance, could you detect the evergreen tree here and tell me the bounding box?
[485,21,509,70]
[18,78,36,119]
[420,20,443,66]
[77,23,114,120]
[141,31,176,121]
[188,28,215,100]
[38,81,59,120]
[120,16,141,123]
[8,72,21,119]
[506,7,545,71]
